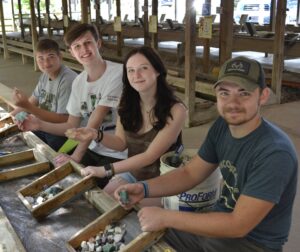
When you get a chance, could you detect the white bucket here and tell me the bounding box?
[160,149,222,212]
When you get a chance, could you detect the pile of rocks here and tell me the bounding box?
[25,185,64,208]
[78,222,126,252]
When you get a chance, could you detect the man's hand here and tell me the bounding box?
[114,183,145,210]
[138,207,167,232]
[65,127,97,143]
[12,88,31,108]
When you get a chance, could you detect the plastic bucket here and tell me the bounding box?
[160,149,222,212]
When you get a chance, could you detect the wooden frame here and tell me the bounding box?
[66,204,165,252]
[17,161,97,220]
[0,149,50,182]
[0,115,19,138]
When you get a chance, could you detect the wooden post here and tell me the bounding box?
[0,0,9,59]
[219,0,233,65]
[184,0,196,127]
[116,0,122,57]
[11,0,18,31]
[45,0,51,37]
[271,0,286,103]
[36,0,43,36]
[151,0,158,49]
[62,0,69,32]
[143,0,150,46]
[29,0,38,71]
[81,0,89,24]
[203,39,210,73]
[95,0,100,26]
[68,0,72,20]
[17,0,25,40]
[134,0,139,23]
[270,0,276,32]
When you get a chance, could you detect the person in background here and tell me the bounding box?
[19,24,126,176]
[115,56,298,252]
[67,46,186,197]
[11,38,77,151]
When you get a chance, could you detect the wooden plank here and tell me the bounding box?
[84,188,118,213]
[0,115,14,127]
[18,162,74,195]
[17,162,97,220]
[0,161,50,182]
[0,206,26,252]
[0,124,19,138]
[0,149,34,166]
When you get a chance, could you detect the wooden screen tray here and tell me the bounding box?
[17,161,97,220]
[66,204,165,252]
[0,149,51,182]
[0,115,19,138]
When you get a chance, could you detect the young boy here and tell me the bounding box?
[21,24,127,175]
[11,38,77,151]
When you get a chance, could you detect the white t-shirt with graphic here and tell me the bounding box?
[66,60,127,159]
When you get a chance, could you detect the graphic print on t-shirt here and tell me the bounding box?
[39,89,55,111]
[219,160,240,210]
[80,92,102,120]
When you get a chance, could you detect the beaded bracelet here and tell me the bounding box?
[140,181,149,198]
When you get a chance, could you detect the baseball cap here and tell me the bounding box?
[214,56,266,91]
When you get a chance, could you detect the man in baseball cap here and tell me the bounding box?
[214,56,266,91]
[115,56,298,252]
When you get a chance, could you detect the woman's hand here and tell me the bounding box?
[65,127,97,142]
[81,166,106,178]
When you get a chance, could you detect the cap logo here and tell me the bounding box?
[224,60,250,76]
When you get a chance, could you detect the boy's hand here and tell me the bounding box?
[12,88,30,108]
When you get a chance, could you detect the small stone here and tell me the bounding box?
[95,245,102,252]
[81,241,88,250]
[87,241,94,251]
[36,196,45,205]
[119,190,129,205]
[114,226,122,234]
[113,234,123,243]
[14,111,28,123]
[25,196,35,204]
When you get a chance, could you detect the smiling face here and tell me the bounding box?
[215,81,269,128]
[36,50,62,80]
[69,31,101,66]
[126,53,159,94]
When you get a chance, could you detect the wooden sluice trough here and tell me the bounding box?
[0,92,176,251]
[17,161,96,220]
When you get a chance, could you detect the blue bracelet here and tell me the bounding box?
[140,181,149,198]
